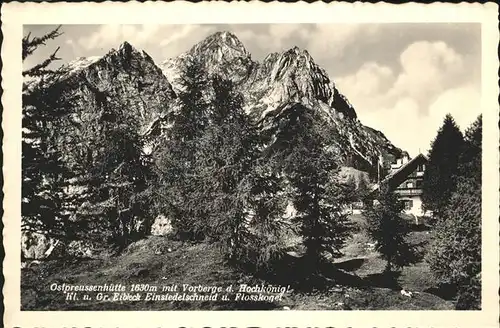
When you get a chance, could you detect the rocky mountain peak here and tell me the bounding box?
[42,31,403,181]
[161,31,254,91]
[45,41,176,136]
[284,46,311,58]
[111,41,153,62]
[118,40,134,52]
[59,41,156,80]
[243,45,351,121]
[267,46,320,82]
[63,56,102,76]
[155,32,402,171]
[190,31,250,60]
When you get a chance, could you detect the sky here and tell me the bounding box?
[24,24,482,157]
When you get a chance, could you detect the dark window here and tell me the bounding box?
[404,200,413,210]
[416,180,422,188]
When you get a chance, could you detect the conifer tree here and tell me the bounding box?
[153,58,211,240]
[70,94,155,248]
[422,114,464,218]
[459,115,482,172]
[243,159,289,269]
[170,58,210,142]
[155,70,290,267]
[187,76,254,245]
[22,26,74,238]
[193,76,276,261]
[364,187,417,272]
[274,104,351,268]
[426,115,482,309]
[356,174,371,205]
[342,175,358,204]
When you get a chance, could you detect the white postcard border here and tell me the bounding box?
[2,2,499,328]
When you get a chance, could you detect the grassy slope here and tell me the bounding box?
[21,217,453,311]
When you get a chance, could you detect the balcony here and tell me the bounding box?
[394,188,423,196]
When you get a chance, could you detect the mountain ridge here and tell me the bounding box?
[28,33,403,176]
[50,40,176,134]
[157,31,402,174]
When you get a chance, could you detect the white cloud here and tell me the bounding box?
[157,25,217,58]
[334,39,477,156]
[359,85,481,157]
[64,38,78,54]
[361,98,427,156]
[388,41,465,107]
[428,84,481,131]
[306,24,379,62]
[335,62,395,110]
[77,25,193,51]
[336,41,468,114]
[159,25,198,47]
[236,24,310,54]
[233,24,375,60]
[79,25,166,50]
[235,29,264,47]
[269,24,305,42]
[75,24,217,61]
[78,25,124,50]
[306,25,359,59]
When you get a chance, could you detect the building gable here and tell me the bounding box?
[368,153,429,217]
[383,154,428,191]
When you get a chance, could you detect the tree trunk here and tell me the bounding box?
[385,258,392,272]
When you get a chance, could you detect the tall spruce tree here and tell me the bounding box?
[22,26,74,239]
[364,187,417,272]
[192,76,286,263]
[154,69,290,268]
[342,175,358,205]
[64,91,155,248]
[186,76,256,249]
[422,114,464,218]
[244,158,289,269]
[426,115,482,309]
[356,174,371,205]
[153,58,211,240]
[274,104,351,268]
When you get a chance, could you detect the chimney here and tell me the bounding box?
[401,152,410,164]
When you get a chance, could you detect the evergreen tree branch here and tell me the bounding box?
[22,25,62,61]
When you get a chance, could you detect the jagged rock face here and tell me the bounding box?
[161,31,253,93]
[162,34,356,121]
[42,32,401,176]
[160,31,401,174]
[56,41,176,133]
[189,31,253,81]
[242,47,357,121]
